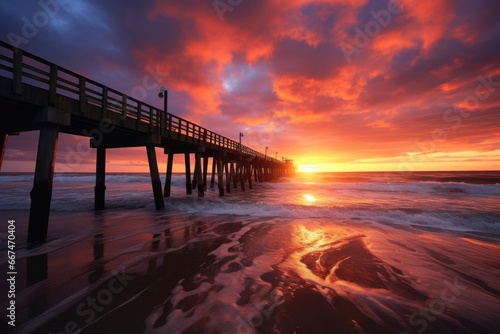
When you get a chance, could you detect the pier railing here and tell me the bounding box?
[0,41,278,162]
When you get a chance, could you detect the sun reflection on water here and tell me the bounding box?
[303,193,316,204]
[296,225,325,246]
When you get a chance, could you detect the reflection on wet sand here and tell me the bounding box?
[3,212,500,334]
[26,254,48,321]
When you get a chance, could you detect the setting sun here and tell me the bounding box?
[303,193,316,203]
[298,165,317,173]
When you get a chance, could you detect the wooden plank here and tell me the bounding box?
[167,113,172,138]
[102,86,108,118]
[122,95,127,123]
[136,101,142,130]
[48,65,57,105]
[12,48,22,95]
[79,77,86,114]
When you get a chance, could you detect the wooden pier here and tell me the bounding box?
[0,41,294,243]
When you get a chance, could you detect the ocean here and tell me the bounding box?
[1,171,499,333]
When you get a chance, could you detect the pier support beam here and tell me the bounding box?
[146,145,164,210]
[232,163,237,189]
[0,133,8,171]
[195,152,204,197]
[240,162,246,191]
[164,152,174,197]
[28,125,59,243]
[258,163,263,183]
[225,160,231,193]
[203,156,208,192]
[185,153,192,195]
[192,161,198,191]
[247,163,253,189]
[253,163,259,183]
[94,147,106,210]
[216,157,224,197]
[210,157,216,189]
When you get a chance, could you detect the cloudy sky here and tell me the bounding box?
[1,0,499,172]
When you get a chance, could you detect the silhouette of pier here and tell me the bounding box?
[0,41,294,243]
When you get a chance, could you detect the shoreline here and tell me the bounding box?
[1,210,499,333]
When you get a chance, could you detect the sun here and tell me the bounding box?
[298,165,317,173]
[303,193,316,203]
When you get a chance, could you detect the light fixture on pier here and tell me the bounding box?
[158,86,168,114]
[238,132,244,151]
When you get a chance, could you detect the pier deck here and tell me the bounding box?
[0,41,294,242]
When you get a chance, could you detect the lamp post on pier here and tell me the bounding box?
[158,86,168,114]
[239,132,244,151]
[158,86,169,133]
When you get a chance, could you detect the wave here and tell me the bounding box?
[271,181,500,196]
[2,173,498,195]
[2,172,498,235]
[0,173,186,184]
[164,197,500,234]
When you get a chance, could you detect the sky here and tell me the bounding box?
[0,0,499,173]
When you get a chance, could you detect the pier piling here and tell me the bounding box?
[164,152,174,197]
[185,153,192,195]
[203,156,208,192]
[210,158,216,189]
[0,133,7,171]
[94,147,106,210]
[216,157,224,197]
[28,125,59,243]
[146,145,165,210]
[225,160,231,193]
[195,152,204,197]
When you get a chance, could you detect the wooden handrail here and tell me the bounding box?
[0,40,282,162]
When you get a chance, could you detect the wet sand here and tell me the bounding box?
[1,210,499,333]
